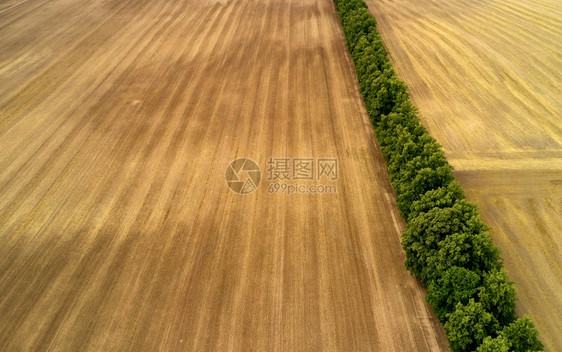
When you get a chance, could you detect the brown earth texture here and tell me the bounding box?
[0,0,452,351]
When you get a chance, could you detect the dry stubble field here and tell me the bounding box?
[0,0,449,350]
[365,0,562,349]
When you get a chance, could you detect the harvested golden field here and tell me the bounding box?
[0,0,449,350]
[365,0,562,349]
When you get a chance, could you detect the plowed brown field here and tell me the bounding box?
[365,0,562,349]
[0,0,449,350]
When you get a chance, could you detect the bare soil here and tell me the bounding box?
[0,0,449,350]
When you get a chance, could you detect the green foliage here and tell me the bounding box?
[427,267,481,322]
[394,165,454,217]
[408,181,465,221]
[331,0,542,350]
[378,124,418,169]
[401,200,489,283]
[430,232,501,282]
[478,269,516,326]
[475,316,544,352]
[445,299,499,352]
[499,316,544,352]
[377,109,425,150]
[387,135,443,181]
[476,335,511,352]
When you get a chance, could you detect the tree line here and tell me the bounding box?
[331,0,543,351]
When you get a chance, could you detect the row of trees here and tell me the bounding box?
[332,0,543,351]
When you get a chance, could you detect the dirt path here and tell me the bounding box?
[364,0,562,349]
[0,0,448,350]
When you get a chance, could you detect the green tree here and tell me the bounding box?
[429,232,501,283]
[426,266,481,322]
[391,145,453,217]
[408,181,465,221]
[389,136,446,185]
[371,72,408,121]
[401,201,486,282]
[387,132,421,177]
[499,316,543,352]
[378,123,418,164]
[342,10,376,45]
[394,164,454,217]
[478,269,516,325]
[445,299,498,352]
[376,108,424,145]
[476,335,510,352]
